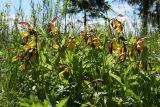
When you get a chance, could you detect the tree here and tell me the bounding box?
[120,0,159,34]
[155,1,160,29]
[67,0,110,30]
[149,1,160,29]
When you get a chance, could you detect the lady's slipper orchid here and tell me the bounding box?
[111,18,123,34]
[135,38,144,55]
[48,17,58,33]
[66,36,75,49]
[21,31,30,38]
[50,39,59,50]
[92,36,101,48]
[12,53,21,62]
[23,40,36,52]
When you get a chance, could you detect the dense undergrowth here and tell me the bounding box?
[0,2,160,107]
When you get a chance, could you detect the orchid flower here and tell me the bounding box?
[66,36,75,49]
[48,17,58,33]
[111,18,123,34]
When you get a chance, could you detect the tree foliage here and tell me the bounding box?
[67,0,110,28]
[121,0,160,33]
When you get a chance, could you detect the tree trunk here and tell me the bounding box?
[84,10,87,31]
[64,9,67,34]
[156,2,160,29]
[142,0,149,35]
[64,0,68,35]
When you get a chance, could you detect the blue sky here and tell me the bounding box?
[0,0,140,33]
[1,0,38,16]
[0,0,137,17]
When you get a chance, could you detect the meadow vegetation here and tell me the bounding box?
[0,0,160,107]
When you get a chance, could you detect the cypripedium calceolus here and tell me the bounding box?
[66,36,75,49]
[109,40,122,54]
[19,22,31,45]
[23,37,36,52]
[126,37,148,70]
[135,38,144,55]
[48,17,61,50]
[11,21,38,71]
[80,31,88,43]
[48,17,59,41]
[56,64,70,78]
[12,53,22,62]
[19,22,37,55]
[110,18,123,34]
[80,28,101,48]
[50,39,60,50]
[47,17,58,33]
[135,37,149,70]
[88,36,101,48]
[108,40,127,62]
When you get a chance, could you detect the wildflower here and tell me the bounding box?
[86,35,101,48]
[50,39,59,50]
[57,64,70,78]
[80,31,89,43]
[12,53,21,62]
[108,40,127,62]
[11,21,38,71]
[48,17,58,33]
[18,63,26,71]
[112,40,123,54]
[91,36,101,48]
[23,40,36,52]
[58,67,70,78]
[135,38,144,55]
[66,36,75,49]
[111,18,123,34]
[87,37,92,46]
[59,71,65,78]
[20,31,30,38]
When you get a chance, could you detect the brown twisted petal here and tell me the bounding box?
[135,38,144,55]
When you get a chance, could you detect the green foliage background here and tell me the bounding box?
[0,0,160,107]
